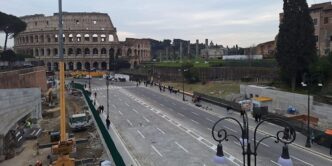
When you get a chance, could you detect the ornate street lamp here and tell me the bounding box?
[301,73,323,148]
[212,110,296,166]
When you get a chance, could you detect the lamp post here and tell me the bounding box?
[301,73,323,148]
[212,110,296,166]
[178,66,188,101]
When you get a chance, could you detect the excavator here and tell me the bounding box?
[50,1,75,165]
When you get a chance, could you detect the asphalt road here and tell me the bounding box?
[75,78,332,166]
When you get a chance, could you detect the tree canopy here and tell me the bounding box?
[276,0,317,91]
[0,11,27,50]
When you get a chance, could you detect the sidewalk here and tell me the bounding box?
[141,84,332,160]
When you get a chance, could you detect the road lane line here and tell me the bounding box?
[125,102,130,106]
[177,113,185,117]
[291,156,314,166]
[224,126,238,133]
[122,89,243,165]
[151,145,163,157]
[270,160,281,166]
[192,112,199,116]
[112,104,116,109]
[251,139,270,147]
[137,130,145,139]
[126,119,133,127]
[206,118,214,123]
[233,141,241,146]
[156,127,166,134]
[175,141,189,153]
[172,102,177,106]
[142,116,150,123]
[191,119,200,124]
[132,108,139,114]
[118,111,123,116]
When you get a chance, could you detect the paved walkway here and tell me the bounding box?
[142,84,332,161]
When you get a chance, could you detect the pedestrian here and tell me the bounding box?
[101,105,104,113]
[257,113,262,122]
[311,132,315,145]
[94,92,97,98]
[254,113,258,122]
[283,127,290,140]
[106,116,111,129]
[84,84,87,89]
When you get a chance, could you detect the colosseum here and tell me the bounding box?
[13,12,151,71]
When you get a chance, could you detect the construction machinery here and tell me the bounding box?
[51,1,75,165]
[68,112,92,131]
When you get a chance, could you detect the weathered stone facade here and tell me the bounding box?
[13,12,151,71]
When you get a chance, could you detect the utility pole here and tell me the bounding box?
[180,41,183,62]
[196,39,199,59]
[58,0,65,141]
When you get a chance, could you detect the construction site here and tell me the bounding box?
[0,83,109,166]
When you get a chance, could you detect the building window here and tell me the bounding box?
[92,34,98,42]
[324,17,329,24]
[93,20,97,24]
[313,18,318,25]
[315,35,318,42]
[46,21,49,25]
[76,20,79,24]
[84,34,90,41]
[101,34,106,42]
[76,34,81,42]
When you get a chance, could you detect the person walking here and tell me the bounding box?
[101,105,104,113]
[94,92,97,98]
[106,116,110,129]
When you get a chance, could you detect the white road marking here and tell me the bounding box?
[156,127,166,134]
[224,126,238,133]
[191,112,199,116]
[151,145,163,157]
[191,119,200,124]
[118,111,123,116]
[251,139,270,147]
[291,156,314,166]
[137,130,145,139]
[233,141,241,146]
[143,116,150,123]
[132,109,139,114]
[206,118,214,123]
[126,119,133,127]
[177,113,185,117]
[121,89,242,165]
[270,160,281,166]
[125,102,130,106]
[175,141,189,153]
[160,104,164,107]
[112,104,116,109]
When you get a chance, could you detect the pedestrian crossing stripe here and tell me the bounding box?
[91,86,120,91]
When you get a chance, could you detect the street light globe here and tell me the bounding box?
[213,155,226,164]
[213,144,226,165]
[277,157,293,166]
[240,138,248,146]
[277,145,293,166]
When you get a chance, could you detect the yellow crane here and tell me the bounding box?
[51,0,75,165]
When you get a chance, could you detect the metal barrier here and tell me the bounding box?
[73,83,126,166]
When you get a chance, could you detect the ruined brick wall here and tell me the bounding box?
[0,66,47,93]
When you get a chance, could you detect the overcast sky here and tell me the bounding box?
[0,0,328,48]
